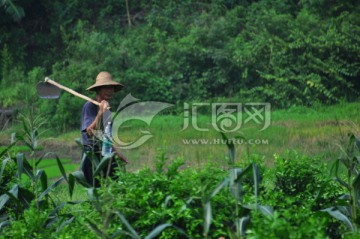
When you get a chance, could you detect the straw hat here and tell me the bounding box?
[86,71,124,92]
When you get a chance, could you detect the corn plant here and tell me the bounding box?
[16,110,47,152]
[77,143,189,239]
[201,133,273,238]
[0,111,76,231]
[324,133,360,233]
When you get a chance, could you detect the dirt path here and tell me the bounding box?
[39,139,82,162]
[0,136,82,163]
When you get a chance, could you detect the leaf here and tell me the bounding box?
[35,152,54,167]
[21,118,30,139]
[16,153,24,180]
[49,201,82,218]
[243,204,274,216]
[0,141,16,158]
[334,177,350,190]
[85,219,105,238]
[203,201,212,237]
[115,212,140,239]
[336,206,351,217]
[252,164,261,199]
[322,207,355,231]
[144,223,172,239]
[110,230,135,239]
[233,164,252,183]
[68,173,75,199]
[235,216,250,238]
[1,0,25,21]
[22,157,34,179]
[0,194,10,211]
[171,225,191,238]
[352,173,360,202]
[71,171,91,188]
[38,177,64,199]
[347,133,356,153]
[93,154,114,176]
[164,195,172,208]
[179,197,195,213]
[35,169,48,192]
[4,184,34,209]
[0,220,10,230]
[0,158,11,185]
[229,168,243,202]
[8,184,19,198]
[257,205,274,216]
[230,164,261,202]
[330,159,340,177]
[209,177,229,200]
[17,187,35,208]
[55,216,75,232]
[16,153,34,180]
[56,155,68,182]
[87,187,99,201]
[220,132,235,165]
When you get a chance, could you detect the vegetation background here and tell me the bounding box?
[1,1,360,238]
[0,0,359,132]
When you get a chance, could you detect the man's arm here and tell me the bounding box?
[86,100,109,136]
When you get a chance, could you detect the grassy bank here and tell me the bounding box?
[1,102,360,238]
[108,101,360,170]
[1,102,359,177]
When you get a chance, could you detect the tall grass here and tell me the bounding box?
[111,102,360,170]
[1,102,360,238]
[2,102,359,172]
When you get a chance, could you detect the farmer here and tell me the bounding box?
[80,71,128,187]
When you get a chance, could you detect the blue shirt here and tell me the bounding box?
[81,101,100,146]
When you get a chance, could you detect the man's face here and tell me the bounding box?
[97,85,115,101]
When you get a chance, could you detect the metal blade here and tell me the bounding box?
[36,82,61,99]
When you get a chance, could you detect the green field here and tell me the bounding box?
[1,101,360,238]
[91,102,360,171]
[1,1,359,236]
[1,102,359,177]
[34,158,79,179]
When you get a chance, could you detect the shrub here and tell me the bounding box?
[273,151,328,197]
[0,154,17,195]
[247,209,330,239]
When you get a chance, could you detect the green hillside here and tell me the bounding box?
[1,0,359,132]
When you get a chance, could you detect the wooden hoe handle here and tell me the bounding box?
[45,77,100,106]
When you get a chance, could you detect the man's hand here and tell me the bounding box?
[86,100,110,136]
[98,100,110,115]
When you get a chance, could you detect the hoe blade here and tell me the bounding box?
[36,82,61,99]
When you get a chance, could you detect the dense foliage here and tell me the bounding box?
[1,0,359,131]
[1,129,360,238]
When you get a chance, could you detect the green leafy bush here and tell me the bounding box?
[247,209,330,239]
[0,144,17,199]
[267,151,342,209]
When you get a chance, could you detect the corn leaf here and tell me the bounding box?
[322,207,355,231]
